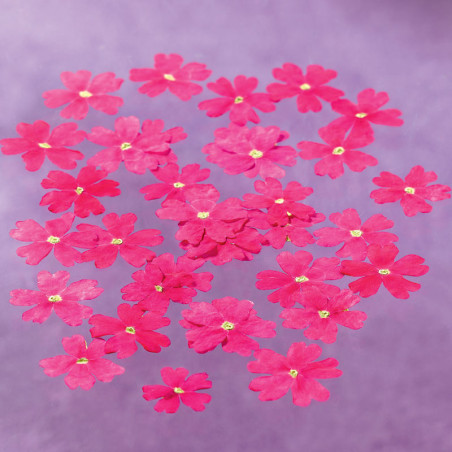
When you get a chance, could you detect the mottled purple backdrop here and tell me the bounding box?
[1,1,451,451]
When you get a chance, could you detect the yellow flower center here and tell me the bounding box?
[274,198,284,204]
[173,182,185,188]
[121,142,132,151]
[286,236,291,242]
[350,229,363,237]
[318,310,330,318]
[356,112,367,118]
[299,83,311,90]
[404,187,415,194]
[249,149,263,159]
[197,211,210,219]
[75,187,84,195]
[379,269,391,275]
[221,321,235,330]
[125,326,136,334]
[38,142,51,149]
[155,285,163,292]
[295,275,309,283]
[76,358,89,365]
[287,211,292,217]
[47,236,60,244]
[111,238,123,245]
[234,96,244,104]
[289,369,299,378]
[79,90,93,98]
[174,387,184,394]
[48,295,62,303]
[163,73,175,81]
[332,146,346,155]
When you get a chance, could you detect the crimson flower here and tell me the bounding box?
[121,253,213,314]
[248,342,342,406]
[314,208,398,261]
[10,213,80,266]
[370,166,451,216]
[40,166,120,217]
[341,244,429,299]
[267,64,344,113]
[0,120,85,171]
[87,116,170,174]
[280,288,366,343]
[330,88,403,136]
[142,367,212,413]
[140,163,212,203]
[180,297,276,356]
[69,213,163,268]
[130,53,211,101]
[199,75,275,125]
[39,335,125,390]
[298,123,377,179]
[10,271,103,326]
[43,71,124,120]
[203,124,297,179]
[89,303,170,359]
[256,250,342,308]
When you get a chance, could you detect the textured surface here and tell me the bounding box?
[1,0,452,451]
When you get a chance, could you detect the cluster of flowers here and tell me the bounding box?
[3,54,450,413]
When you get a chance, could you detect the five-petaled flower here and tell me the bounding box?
[130,53,211,101]
[314,208,398,261]
[39,335,125,390]
[43,71,124,120]
[142,367,212,413]
[0,120,85,172]
[10,213,81,266]
[10,270,103,326]
[180,297,276,356]
[89,303,171,359]
[199,75,275,125]
[267,64,344,113]
[40,166,120,217]
[68,212,163,268]
[280,288,366,343]
[341,243,429,299]
[298,123,377,179]
[248,342,342,406]
[370,165,451,216]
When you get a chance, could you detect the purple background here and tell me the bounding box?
[1,1,452,451]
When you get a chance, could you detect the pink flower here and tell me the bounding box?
[10,213,81,266]
[89,303,170,359]
[199,76,275,125]
[0,120,85,171]
[142,367,212,413]
[330,88,403,136]
[256,250,342,308]
[39,335,125,390]
[43,71,124,120]
[203,124,297,179]
[69,213,163,268]
[370,166,451,216]
[86,116,170,174]
[267,64,344,113]
[248,342,342,406]
[140,119,187,145]
[140,163,212,203]
[280,288,366,343]
[130,53,211,101]
[10,271,103,326]
[341,244,429,299]
[180,297,276,356]
[40,166,120,218]
[314,208,398,260]
[298,124,377,179]
[121,253,213,314]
